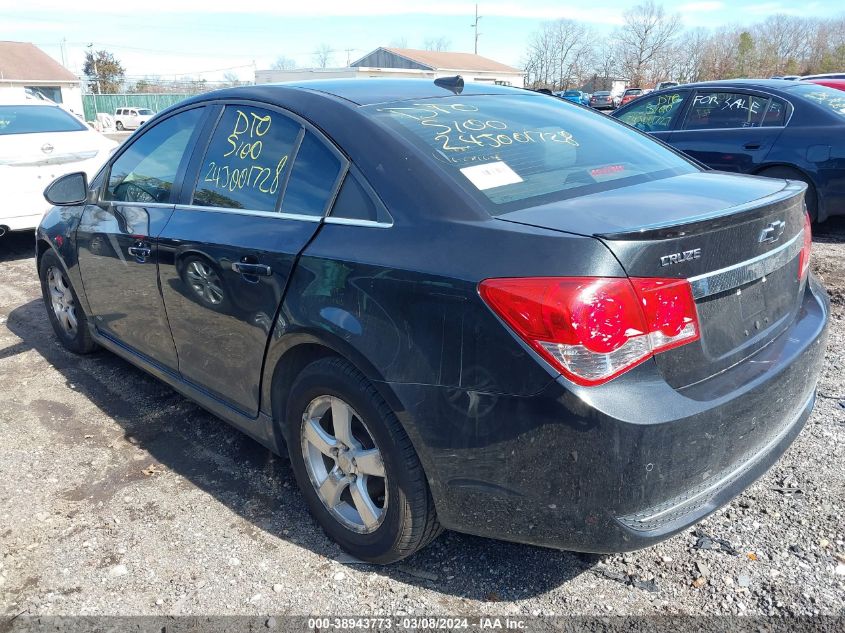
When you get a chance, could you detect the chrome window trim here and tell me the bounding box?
[173,203,322,222]
[107,201,175,210]
[323,216,393,228]
[688,229,803,299]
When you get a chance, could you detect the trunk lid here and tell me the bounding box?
[497,171,808,388]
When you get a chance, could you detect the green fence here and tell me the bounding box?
[82,93,194,122]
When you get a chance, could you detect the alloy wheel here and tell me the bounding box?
[47,266,78,337]
[300,395,387,533]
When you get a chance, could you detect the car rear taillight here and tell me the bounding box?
[478,276,700,386]
[798,208,812,281]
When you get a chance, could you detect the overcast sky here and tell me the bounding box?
[1,0,840,82]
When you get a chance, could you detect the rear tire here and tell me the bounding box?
[285,357,442,564]
[757,166,818,221]
[39,249,97,354]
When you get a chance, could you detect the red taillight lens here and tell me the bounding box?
[478,276,700,386]
[798,209,812,281]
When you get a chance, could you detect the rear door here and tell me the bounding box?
[76,105,207,371]
[613,90,689,144]
[669,89,787,173]
[157,102,346,416]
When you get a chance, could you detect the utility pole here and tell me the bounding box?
[60,37,67,67]
[345,48,355,67]
[87,43,100,95]
[470,4,482,54]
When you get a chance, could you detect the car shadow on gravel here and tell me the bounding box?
[0,231,36,263]
[813,216,845,243]
[6,298,594,600]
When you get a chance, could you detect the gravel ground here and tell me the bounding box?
[0,223,844,619]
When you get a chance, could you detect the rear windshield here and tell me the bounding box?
[564,91,580,96]
[626,89,643,96]
[0,105,87,135]
[366,94,696,213]
[787,83,845,118]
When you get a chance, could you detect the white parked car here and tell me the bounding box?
[114,107,154,131]
[0,101,117,234]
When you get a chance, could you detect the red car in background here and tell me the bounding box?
[620,88,644,106]
[805,78,845,92]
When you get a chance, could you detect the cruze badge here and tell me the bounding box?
[759,220,786,244]
[660,248,701,267]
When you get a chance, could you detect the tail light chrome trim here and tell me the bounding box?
[687,230,803,299]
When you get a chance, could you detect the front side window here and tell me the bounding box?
[105,107,203,203]
[193,105,301,211]
[367,94,696,214]
[616,91,687,132]
[683,92,768,129]
[0,105,87,135]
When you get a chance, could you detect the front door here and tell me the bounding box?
[157,103,346,416]
[76,106,206,371]
[669,90,785,173]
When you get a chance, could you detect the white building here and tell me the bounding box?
[0,41,84,116]
[256,47,525,87]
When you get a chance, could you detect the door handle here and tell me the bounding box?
[743,142,761,150]
[231,262,272,276]
[127,246,151,258]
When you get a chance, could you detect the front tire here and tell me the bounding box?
[115,121,125,131]
[285,357,442,564]
[39,249,97,354]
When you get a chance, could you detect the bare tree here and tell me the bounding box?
[389,37,408,48]
[271,56,297,71]
[313,44,334,69]
[613,0,682,86]
[222,72,242,87]
[424,37,452,52]
[523,19,593,90]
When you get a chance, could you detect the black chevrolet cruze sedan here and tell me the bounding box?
[37,79,828,563]
[612,79,845,222]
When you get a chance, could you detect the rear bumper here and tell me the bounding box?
[389,275,829,552]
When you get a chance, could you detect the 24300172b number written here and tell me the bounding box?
[204,156,288,195]
[202,109,289,196]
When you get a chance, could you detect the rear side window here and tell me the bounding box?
[0,105,87,135]
[105,107,203,203]
[281,131,342,216]
[683,92,768,129]
[616,91,687,132]
[193,106,301,211]
[367,94,695,214]
[330,171,390,223]
[762,98,788,126]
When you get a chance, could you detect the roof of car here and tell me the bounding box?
[671,78,802,91]
[186,78,532,107]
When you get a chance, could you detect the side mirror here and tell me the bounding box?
[44,172,88,206]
